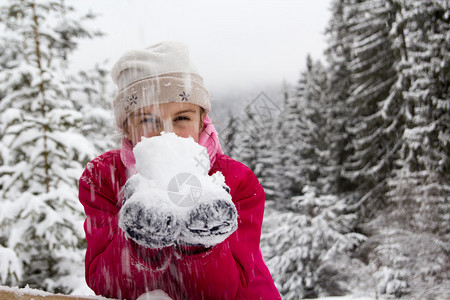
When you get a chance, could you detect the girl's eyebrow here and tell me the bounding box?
[175,109,197,115]
[134,112,157,117]
[133,109,196,118]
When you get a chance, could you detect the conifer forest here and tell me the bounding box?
[0,0,448,299]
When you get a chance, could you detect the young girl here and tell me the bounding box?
[78,41,281,300]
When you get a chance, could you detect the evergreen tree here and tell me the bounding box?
[260,52,369,298]
[274,85,308,204]
[322,0,355,196]
[343,0,402,213]
[261,188,366,299]
[275,55,328,206]
[390,0,449,239]
[230,92,279,179]
[298,56,329,193]
[76,63,116,156]
[0,0,103,292]
[220,113,240,157]
[365,1,450,297]
[228,108,260,172]
[250,91,281,200]
[253,119,278,200]
[258,86,290,201]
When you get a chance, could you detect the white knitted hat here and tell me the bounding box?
[111,41,211,129]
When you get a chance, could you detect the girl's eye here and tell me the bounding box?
[141,117,159,125]
[175,116,190,122]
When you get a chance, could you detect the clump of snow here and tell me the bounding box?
[0,285,53,297]
[133,131,210,185]
[0,245,22,283]
[119,132,237,249]
[136,289,173,300]
[0,285,109,299]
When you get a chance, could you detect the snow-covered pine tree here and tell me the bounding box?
[322,0,355,196]
[257,85,290,201]
[228,109,260,172]
[391,0,449,241]
[249,91,281,201]
[261,187,366,299]
[342,0,402,215]
[260,51,368,298]
[276,55,328,203]
[269,54,331,207]
[297,56,329,193]
[229,92,278,179]
[0,0,103,292]
[0,26,23,286]
[272,84,308,205]
[76,64,116,156]
[220,113,240,156]
[365,1,450,297]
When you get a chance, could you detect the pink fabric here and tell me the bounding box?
[120,115,223,176]
[79,150,281,300]
[198,115,223,166]
[120,137,137,175]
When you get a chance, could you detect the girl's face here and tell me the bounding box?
[125,102,204,147]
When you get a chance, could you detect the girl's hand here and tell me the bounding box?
[120,199,179,249]
[180,198,237,247]
[119,175,181,249]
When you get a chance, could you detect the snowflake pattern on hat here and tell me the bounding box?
[179,91,190,101]
[124,94,138,112]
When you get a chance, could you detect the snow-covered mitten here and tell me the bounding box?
[182,198,237,247]
[119,176,180,249]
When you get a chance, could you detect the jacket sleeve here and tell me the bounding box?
[78,154,172,300]
[170,160,266,299]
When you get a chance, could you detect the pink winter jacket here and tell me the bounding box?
[78,149,281,300]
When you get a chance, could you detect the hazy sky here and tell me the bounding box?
[72,0,332,94]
